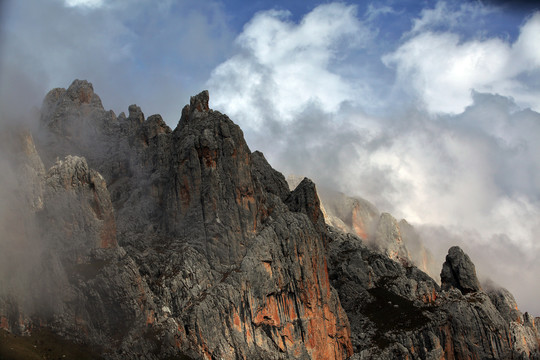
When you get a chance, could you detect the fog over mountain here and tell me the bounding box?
[1,0,539,318]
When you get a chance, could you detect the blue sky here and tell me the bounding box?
[1,0,540,313]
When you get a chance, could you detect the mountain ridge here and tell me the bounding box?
[0,79,538,359]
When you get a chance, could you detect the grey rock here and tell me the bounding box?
[327,226,540,359]
[441,246,481,294]
[374,213,411,265]
[2,82,355,359]
[488,286,523,323]
[287,176,379,241]
[251,150,290,202]
[285,177,327,238]
[2,80,538,360]
[287,175,437,278]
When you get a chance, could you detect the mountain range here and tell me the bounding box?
[0,80,538,359]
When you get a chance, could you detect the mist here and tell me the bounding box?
[0,125,59,319]
[0,0,235,125]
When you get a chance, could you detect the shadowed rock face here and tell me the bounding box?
[2,80,353,359]
[327,229,540,359]
[1,80,538,360]
[440,246,481,294]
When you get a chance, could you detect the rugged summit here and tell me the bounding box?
[1,80,539,359]
[440,245,481,294]
[286,176,437,277]
[328,235,540,359]
[3,80,352,359]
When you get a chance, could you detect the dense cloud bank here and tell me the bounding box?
[208,3,540,314]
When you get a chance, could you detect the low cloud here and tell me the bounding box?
[0,0,234,125]
[384,10,540,113]
[208,3,373,128]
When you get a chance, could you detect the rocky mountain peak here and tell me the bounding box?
[2,80,538,360]
[65,79,102,106]
[42,80,104,117]
[440,245,481,294]
[179,90,211,125]
[127,104,144,124]
[374,212,411,265]
[190,90,210,113]
[285,177,327,237]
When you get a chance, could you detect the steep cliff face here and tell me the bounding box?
[0,132,159,357]
[286,176,437,278]
[327,227,540,359]
[1,80,538,360]
[2,80,353,359]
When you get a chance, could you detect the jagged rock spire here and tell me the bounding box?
[190,90,209,113]
[179,90,210,126]
[440,246,481,294]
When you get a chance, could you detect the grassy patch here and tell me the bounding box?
[362,286,433,349]
[70,259,111,280]
[0,328,102,360]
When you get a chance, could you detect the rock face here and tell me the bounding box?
[328,234,540,359]
[373,212,411,265]
[2,80,352,359]
[1,80,538,359]
[286,176,437,278]
[440,246,481,294]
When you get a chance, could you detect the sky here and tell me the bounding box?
[0,0,539,314]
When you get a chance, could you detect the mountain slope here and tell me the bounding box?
[287,176,438,278]
[0,80,538,359]
[3,81,352,359]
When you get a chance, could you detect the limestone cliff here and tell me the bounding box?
[328,227,540,359]
[286,176,438,278]
[2,80,353,359]
[0,80,538,360]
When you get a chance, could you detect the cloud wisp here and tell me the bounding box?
[384,9,540,113]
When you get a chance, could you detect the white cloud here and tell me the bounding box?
[384,9,540,114]
[205,1,540,314]
[409,1,492,35]
[208,3,371,128]
[64,0,104,9]
[349,94,540,249]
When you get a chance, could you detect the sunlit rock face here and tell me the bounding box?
[287,176,438,278]
[2,80,353,359]
[0,80,538,359]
